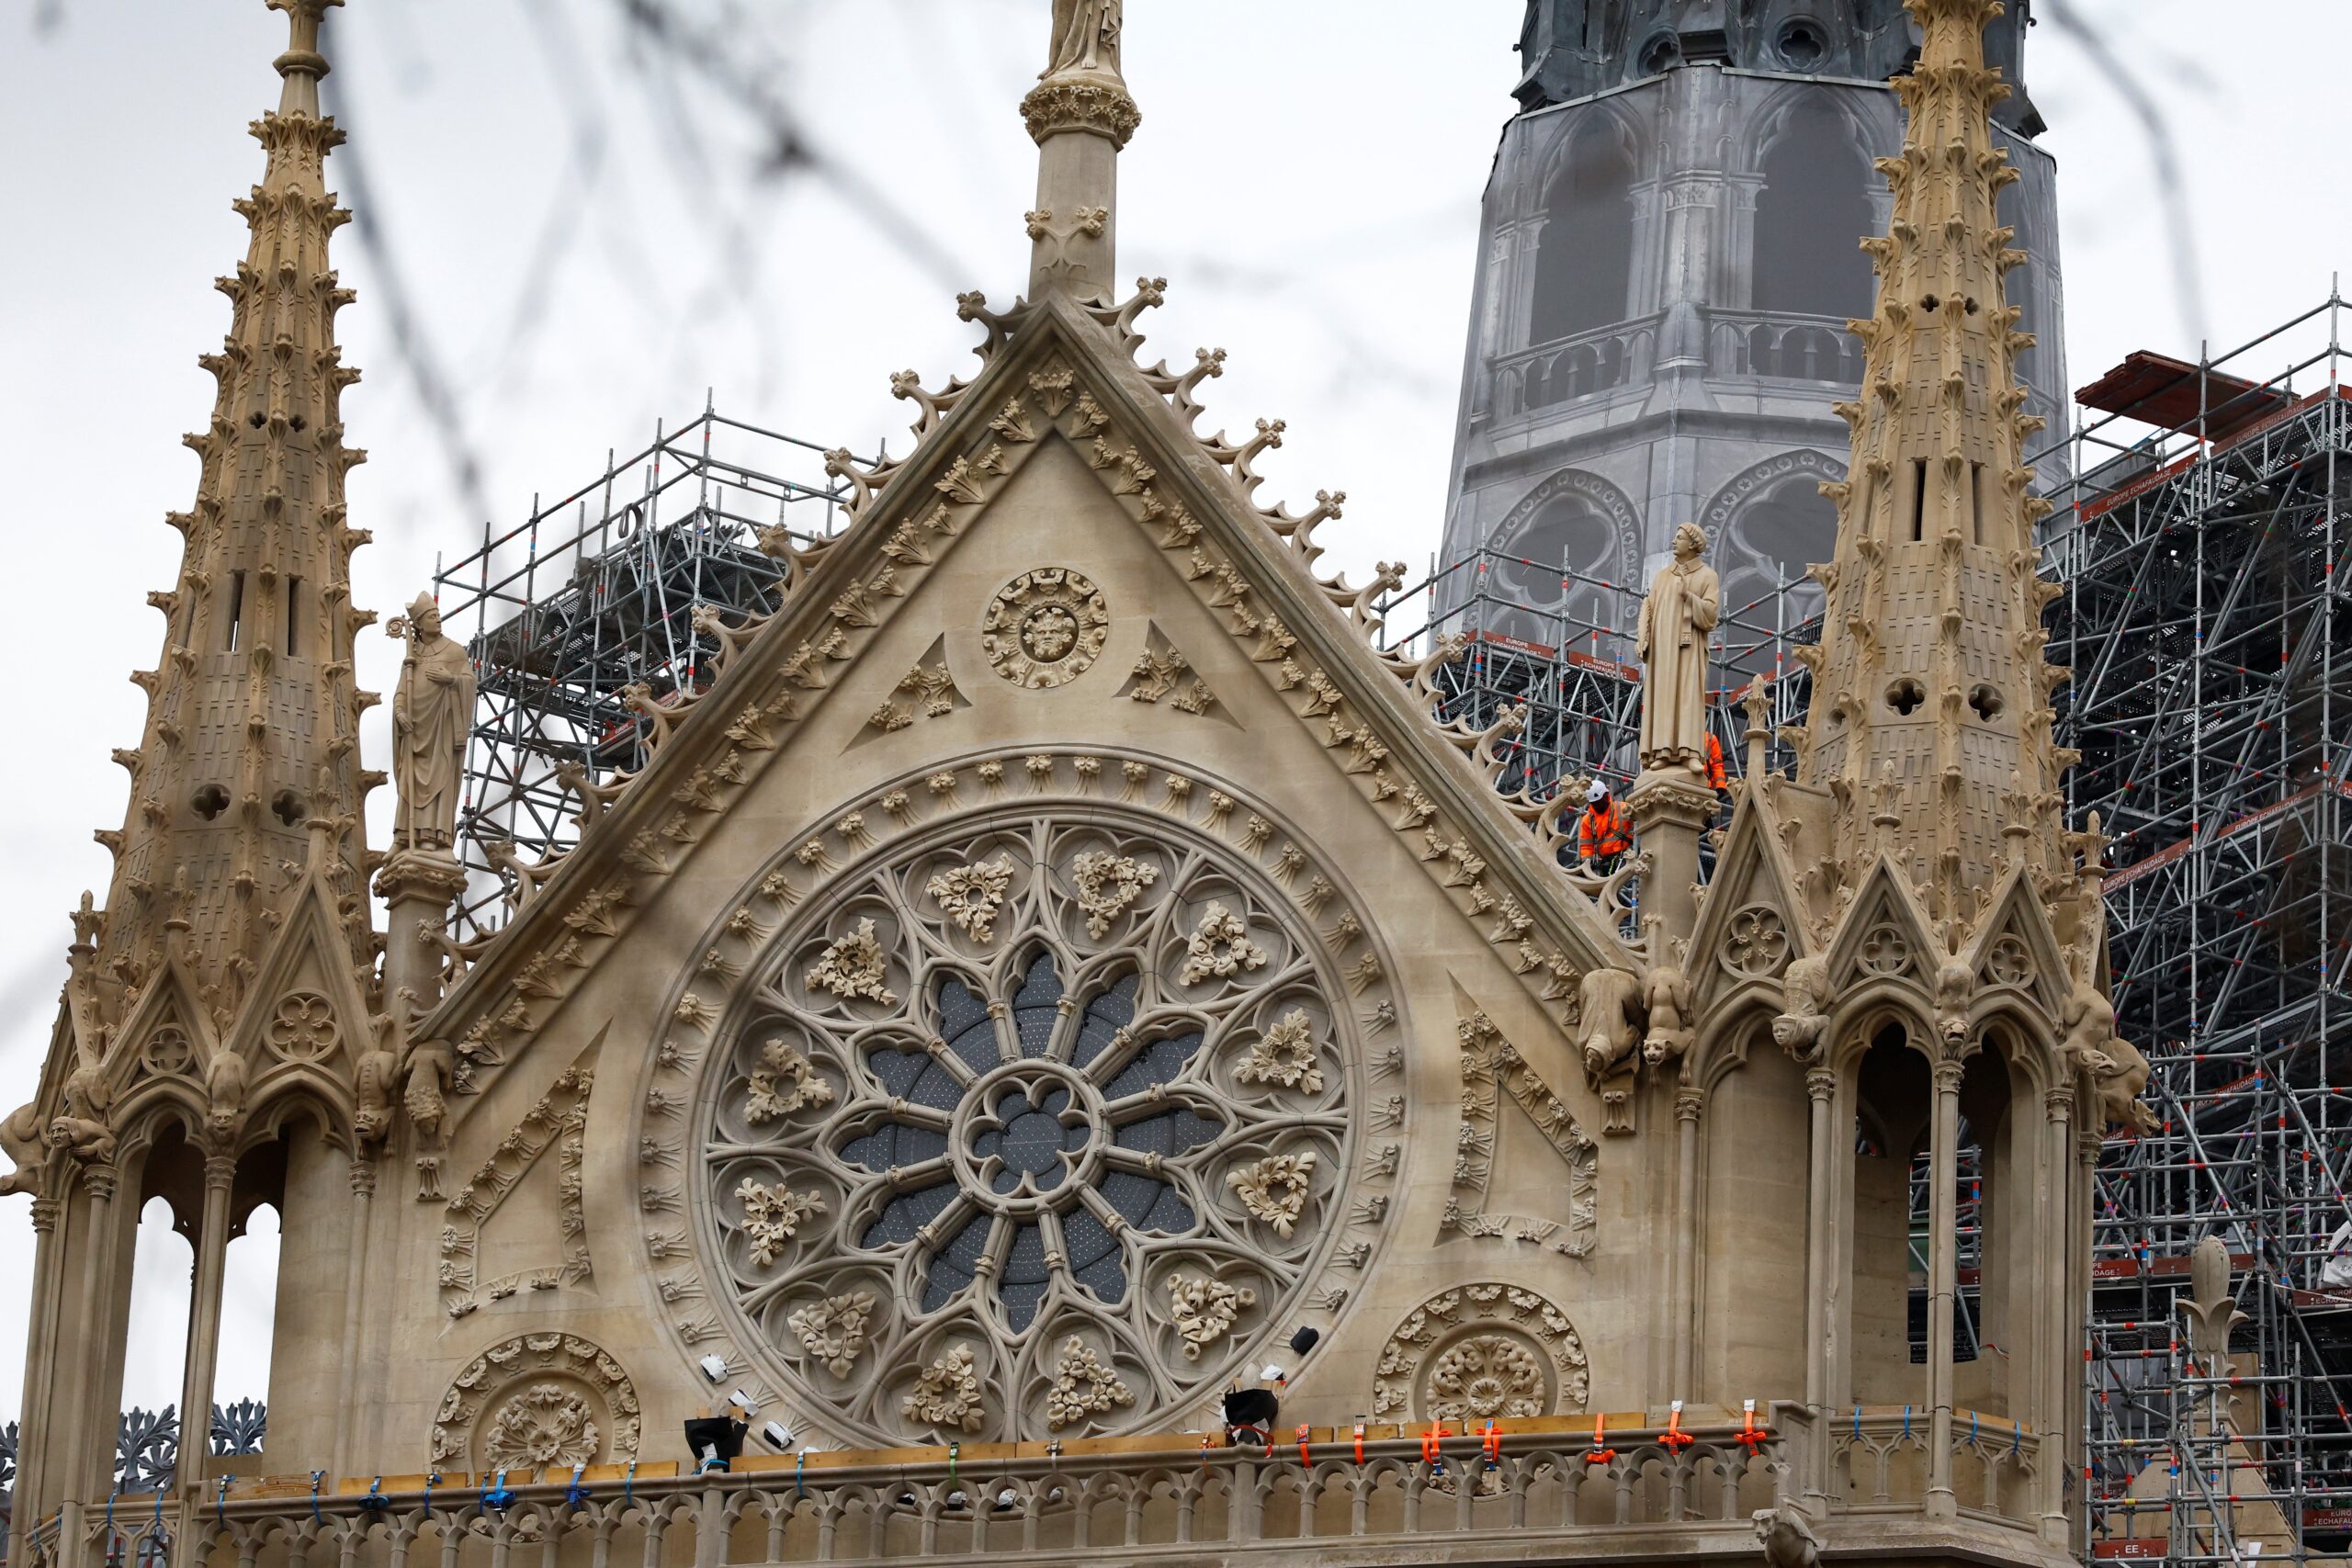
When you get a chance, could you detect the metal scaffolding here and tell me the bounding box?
[1371,547,1818,806]
[2047,293,2352,1563]
[432,399,865,939]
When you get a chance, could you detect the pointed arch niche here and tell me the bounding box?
[1751,96,1875,321]
[1530,116,1639,348]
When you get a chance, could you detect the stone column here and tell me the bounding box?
[2039,1084,2076,1544]
[1626,771,1715,954]
[174,1156,238,1514]
[64,1162,121,1515]
[1670,1087,1702,1397]
[15,1195,63,1529]
[375,848,466,1010]
[334,1156,378,1473]
[1925,1057,1963,1517]
[1803,1064,1838,1503]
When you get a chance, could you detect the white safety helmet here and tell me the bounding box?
[1586,779,1610,803]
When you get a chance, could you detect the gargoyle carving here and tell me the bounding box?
[1933,951,1973,1045]
[404,1037,455,1144]
[1642,956,1693,1067]
[355,1013,402,1146]
[204,1048,248,1144]
[2061,981,2157,1134]
[0,1101,46,1195]
[1576,967,1645,1080]
[1754,1500,1822,1568]
[1771,953,1832,1060]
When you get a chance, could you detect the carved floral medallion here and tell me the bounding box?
[982,568,1110,689]
[431,1333,640,1472]
[1371,1282,1589,1424]
[663,767,1397,1444]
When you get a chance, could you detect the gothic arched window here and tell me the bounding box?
[1718,468,1839,664]
[1483,493,1627,653]
[1752,98,1874,321]
[1531,121,1636,346]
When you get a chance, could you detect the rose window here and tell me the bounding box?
[843,954,1219,1327]
[688,806,1379,1442]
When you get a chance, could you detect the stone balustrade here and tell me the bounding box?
[8,1406,2068,1568]
[21,1414,1791,1568]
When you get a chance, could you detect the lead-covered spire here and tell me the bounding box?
[1021,1,1138,302]
[1793,0,2072,937]
[92,0,378,1023]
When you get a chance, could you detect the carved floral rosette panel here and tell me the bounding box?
[432,1333,641,1472]
[654,753,1404,1444]
[1371,1281,1589,1426]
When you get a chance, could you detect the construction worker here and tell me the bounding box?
[1703,730,1730,794]
[1577,779,1633,877]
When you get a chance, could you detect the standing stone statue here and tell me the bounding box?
[1046,0,1121,74]
[1636,523,1720,777]
[389,592,475,852]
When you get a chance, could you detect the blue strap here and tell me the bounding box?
[357,1478,390,1514]
[482,1470,514,1512]
[2012,1420,2023,1455]
[311,1472,325,1525]
[794,1451,806,1500]
[1851,1406,1861,1438]
[424,1472,438,1522]
[215,1478,230,1531]
[564,1465,589,1511]
[104,1489,119,1541]
[1901,1404,1912,1440]
[622,1461,637,1512]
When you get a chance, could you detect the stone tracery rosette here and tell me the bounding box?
[431,1333,641,1472]
[1371,1281,1589,1425]
[658,754,1400,1443]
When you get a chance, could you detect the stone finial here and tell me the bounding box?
[266,0,343,117]
[1021,1,1137,300]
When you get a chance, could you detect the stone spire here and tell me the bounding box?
[93,0,378,1021]
[1021,0,1138,302]
[1794,0,2069,935]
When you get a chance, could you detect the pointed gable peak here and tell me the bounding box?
[424,276,1637,1078]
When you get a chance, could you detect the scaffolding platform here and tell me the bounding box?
[2050,293,2352,1564]
[432,399,865,938]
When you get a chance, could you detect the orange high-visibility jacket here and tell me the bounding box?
[1578,798,1633,860]
[1704,732,1729,791]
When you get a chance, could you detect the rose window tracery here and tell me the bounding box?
[686,801,1385,1443]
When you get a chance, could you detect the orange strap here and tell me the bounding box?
[1352,1422,1365,1464]
[1736,1399,1771,1455]
[1481,1420,1502,1468]
[1420,1419,1450,1464]
[1662,1401,1695,1454]
[1295,1424,1311,1465]
[1585,1412,1617,1466]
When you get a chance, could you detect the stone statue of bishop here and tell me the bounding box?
[389,592,476,852]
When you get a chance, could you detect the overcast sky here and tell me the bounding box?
[1,0,2347,1433]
